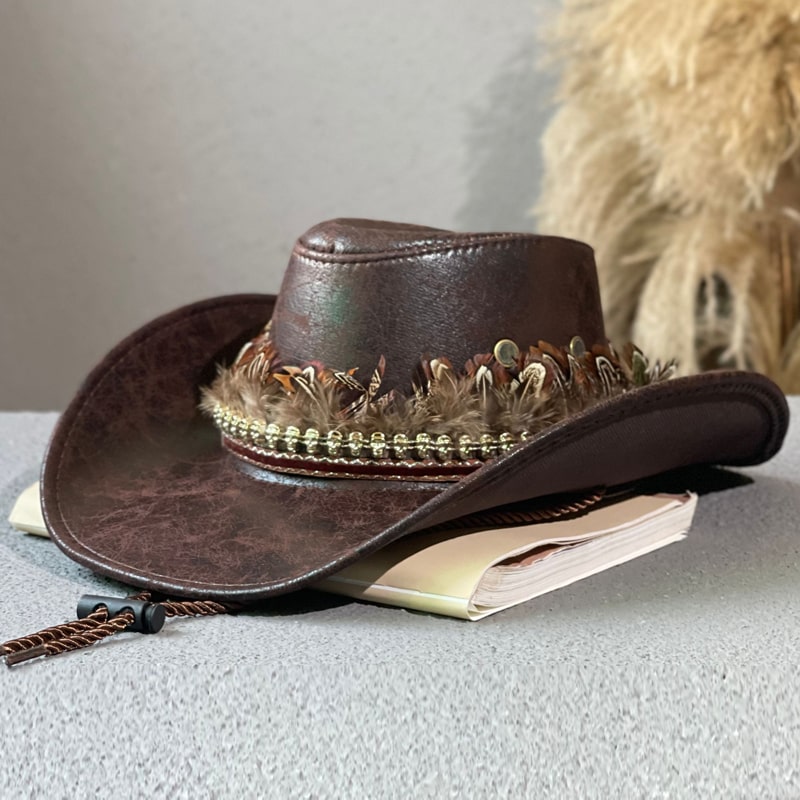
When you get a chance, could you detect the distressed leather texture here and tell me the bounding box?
[272,219,605,391]
[40,220,790,601]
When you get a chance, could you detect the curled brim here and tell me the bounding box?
[41,295,789,601]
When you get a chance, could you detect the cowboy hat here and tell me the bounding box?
[40,219,789,601]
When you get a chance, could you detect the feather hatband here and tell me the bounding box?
[201,323,675,481]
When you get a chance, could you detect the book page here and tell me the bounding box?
[319,494,695,618]
[471,503,695,618]
[8,483,48,537]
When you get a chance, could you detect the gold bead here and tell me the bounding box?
[284,425,301,454]
[499,432,515,452]
[415,432,432,459]
[393,433,410,459]
[370,431,387,459]
[458,434,473,460]
[265,423,281,450]
[348,431,365,458]
[249,420,265,444]
[435,434,453,461]
[479,434,495,459]
[304,428,320,455]
[326,430,343,457]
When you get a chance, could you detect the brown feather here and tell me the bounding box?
[201,333,675,446]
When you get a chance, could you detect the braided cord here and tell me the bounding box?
[159,598,229,617]
[2,592,232,667]
[0,607,109,656]
[36,610,137,658]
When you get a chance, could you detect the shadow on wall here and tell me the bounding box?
[456,40,555,234]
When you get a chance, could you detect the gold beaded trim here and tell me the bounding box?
[211,405,523,464]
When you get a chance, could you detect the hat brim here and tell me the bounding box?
[41,295,789,601]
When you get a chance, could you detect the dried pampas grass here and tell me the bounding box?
[537,0,800,392]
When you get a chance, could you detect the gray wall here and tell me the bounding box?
[0,1,556,410]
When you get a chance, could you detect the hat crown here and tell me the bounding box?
[271,218,606,392]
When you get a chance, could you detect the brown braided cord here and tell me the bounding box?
[0,606,109,656]
[1,607,128,666]
[431,489,607,532]
[159,598,230,617]
[131,591,231,617]
[38,609,137,658]
[3,592,232,667]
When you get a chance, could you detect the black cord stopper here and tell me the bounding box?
[76,594,166,634]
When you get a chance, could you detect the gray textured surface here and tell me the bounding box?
[1,406,799,798]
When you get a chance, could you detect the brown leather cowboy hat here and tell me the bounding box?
[41,219,789,601]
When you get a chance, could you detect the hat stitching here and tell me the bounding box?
[293,234,589,265]
[297,230,524,256]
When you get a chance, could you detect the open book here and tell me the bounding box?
[10,483,696,620]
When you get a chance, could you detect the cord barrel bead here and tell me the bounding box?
[76,595,166,634]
